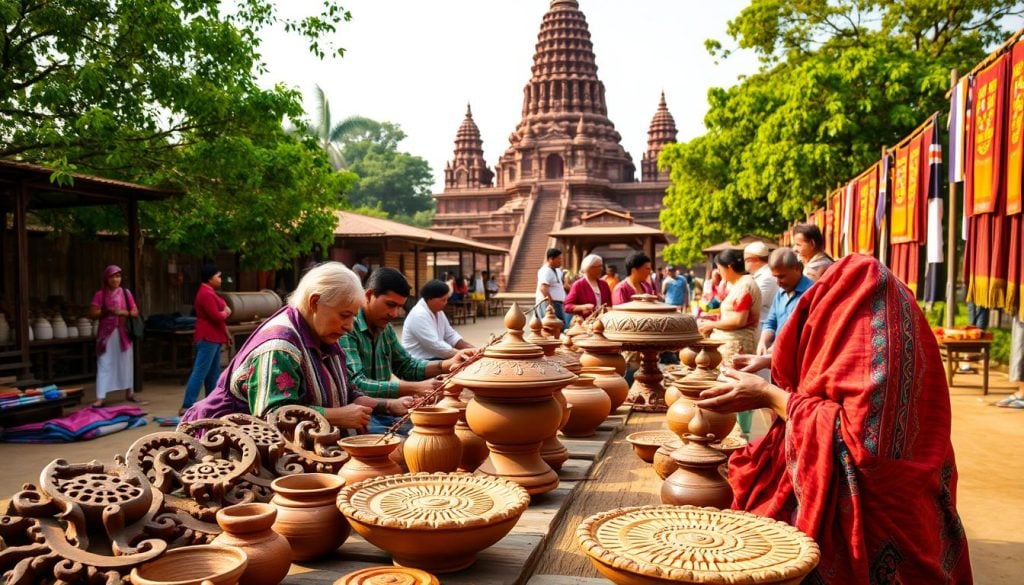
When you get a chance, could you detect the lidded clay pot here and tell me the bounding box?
[665,379,736,442]
[526,314,580,376]
[575,320,626,375]
[337,472,530,573]
[453,304,576,496]
[270,472,350,561]
[653,438,683,479]
[561,375,612,438]
[338,434,403,484]
[599,294,700,347]
[682,339,726,383]
[212,502,291,585]
[661,409,732,508]
[405,406,462,473]
[579,366,628,414]
[333,566,440,584]
[129,545,247,585]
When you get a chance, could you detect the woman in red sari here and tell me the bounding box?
[696,254,972,584]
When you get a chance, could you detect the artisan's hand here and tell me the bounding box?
[756,340,768,356]
[224,306,233,317]
[332,404,372,429]
[696,367,789,419]
[732,353,771,373]
[578,304,595,314]
[697,320,715,335]
[388,396,416,416]
[442,350,472,371]
[408,378,439,397]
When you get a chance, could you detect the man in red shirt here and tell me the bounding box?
[180,264,232,414]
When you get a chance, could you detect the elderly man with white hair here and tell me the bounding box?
[565,254,613,319]
[744,242,778,334]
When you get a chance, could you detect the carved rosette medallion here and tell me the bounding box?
[334,566,440,585]
[578,505,820,585]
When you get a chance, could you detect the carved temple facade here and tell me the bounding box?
[431,0,676,292]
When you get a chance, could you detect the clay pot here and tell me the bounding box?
[389,437,409,473]
[664,384,682,407]
[405,406,462,473]
[67,325,79,338]
[665,380,736,442]
[454,403,488,472]
[76,317,92,336]
[679,345,698,370]
[130,545,247,585]
[212,503,291,585]
[32,317,53,341]
[661,410,733,508]
[575,321,626,376]
[560,375,611,438]
[51,316,68,339]
[580,366,628,414]
[338,434,403,484]
[625,430,678,463]
[540,391,571,471]
[333,566,440,584]
[652,439,682,479]
[270,473,349,561]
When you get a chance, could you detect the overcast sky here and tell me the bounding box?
[257,1,761,192]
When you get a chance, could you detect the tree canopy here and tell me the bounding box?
[659,0,1024,263]
[1,0,355,269]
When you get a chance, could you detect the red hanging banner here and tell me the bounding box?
[854,163,879,254]
[1006,41,1024,216]
[967,53,1009,216]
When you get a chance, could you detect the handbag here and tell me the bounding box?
[123,289,145,340]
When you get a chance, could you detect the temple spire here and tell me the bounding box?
[444,102,494,190]
[642,91,677,182]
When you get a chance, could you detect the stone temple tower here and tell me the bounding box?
[432,0,675,292]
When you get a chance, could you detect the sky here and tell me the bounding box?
[257,1,762,192]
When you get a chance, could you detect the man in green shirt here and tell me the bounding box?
[340,267,469,432]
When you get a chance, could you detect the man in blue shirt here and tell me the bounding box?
[757,247,814,356]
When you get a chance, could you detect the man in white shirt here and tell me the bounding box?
[535,248,566,321]
[401,280,475,360]
[743,242,778,335]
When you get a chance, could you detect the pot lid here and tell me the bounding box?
[672,408,728,466]
[573,320,622,352]
[599,294,700,346]
[524,315,561,353]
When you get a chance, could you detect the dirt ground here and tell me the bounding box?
[1,314,1021,582]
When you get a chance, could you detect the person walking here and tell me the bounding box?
[89,265,145,407]
[662,266,690,311]
[535,248,566,321]
[180,264,232,415]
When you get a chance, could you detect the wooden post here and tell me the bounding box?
[127,199,141,298]
[458,250,464,277]
[946,70,959,329]
[413,245,420,293]
[15,180,30,378]
[433,251,438,280]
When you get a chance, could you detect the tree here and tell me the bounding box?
[659,0,1024,264]
[305,84,377,170]
[338,121,435,218]
[1,0,355,269]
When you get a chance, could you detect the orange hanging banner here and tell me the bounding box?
[891,142,911,243]
[830,188,844,257]
[855,163,879,254]
[968,53,1009,216]
[1006,41,1024,216]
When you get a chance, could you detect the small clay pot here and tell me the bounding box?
[561,375,612,438]
[665,381,735,441]
[270,473,350,561]
[338,434,403,484]
[580,366,628,414]
[130,545,247,585]
[540,391,571,471]
[653,439,682,479]
[625,430,678,463]
[213,503,291,585]
[405,406,462,473]
[454,403,488,472]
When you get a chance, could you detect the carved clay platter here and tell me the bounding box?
[578,505,819,585]
[333,566,440,585]
[600,294,701,346]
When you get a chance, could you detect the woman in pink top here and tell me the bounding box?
[88,265,143,407]
[565,254,612,318]
[612,252,656,305]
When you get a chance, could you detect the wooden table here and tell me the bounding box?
[938,338,992,395]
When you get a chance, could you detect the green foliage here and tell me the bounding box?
[991,327,1011,365]
[338,121,435,218]
[2,0,353,269]
[660,0,1024,263]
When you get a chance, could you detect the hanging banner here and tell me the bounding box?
[949,76,969,183]
[830,188,844,257]
[854,163,878,255]
[967,53,1009,216]
[1007,41,1024,215]
[891,132,924,245]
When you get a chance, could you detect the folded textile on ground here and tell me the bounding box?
[1,404,147,443]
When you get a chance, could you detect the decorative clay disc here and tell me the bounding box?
[626,430,679,447]
[337,472,530,530]
[578,505,820,584]
[333,566,440,585]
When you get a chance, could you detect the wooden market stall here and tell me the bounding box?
[548,209,669,273]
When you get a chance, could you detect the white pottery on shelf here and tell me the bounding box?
[33,317,53,341]
[67,326,79,338]
[51,316,68,339]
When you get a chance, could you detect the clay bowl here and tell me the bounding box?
[333,566,440,584]
[625,430,679,463]
[577,505,820,585]
[130,545,247,585]
[711,434,749,456]
[337,472,530,573]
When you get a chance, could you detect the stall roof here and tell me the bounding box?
[701,235,778,255]
[334,210,507,254]
[549,222,669,243]
[0,159,180,208]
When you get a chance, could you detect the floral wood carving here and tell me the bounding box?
[264,404,349,474]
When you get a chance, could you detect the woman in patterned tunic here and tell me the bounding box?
[695,255,972,584]
[183,262,413,429]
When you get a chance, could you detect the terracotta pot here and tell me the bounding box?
[270,472,349,561]
[652,439,682,479]
[405,406,462,473]
[51,316,68,339]
[580,366,628,414]
[575,321,626,376]
[661,409,733,508]
[665,380,735,442]
[560,375,611,438]
[540,391,571,471]
[337,473,530,573]
[454,404,488,472]
[664,384,682,407]
[678,345,698,370]
[389,436,409,473]
[212,503,291,585]
[333,566,440,584]
[338,434,403,485]
[130,545,247,585]
[625,430,678,463]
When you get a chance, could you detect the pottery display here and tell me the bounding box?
[541,303,566,339]
[67,325,79,338]
[336,472,530,573]
[453,305,575,495]
[212,503,292,585]
[454,403,489,472]
[338,434,404,484]
[333,566,440,585]
[270,472,350,561]
[561,375,612,438]
[661,409,732,508]
[599,295,701,412]
[665,379,736,442]
[129,545,248,585]
[564,314,590,349]
[32,316,53,341]
[575,320,626,375]
[577,505,820,585]
[51,315,68,339]
[682,339,726,383]
[678,345,698,372]
[625,430,678,463]
[652,439,682,479]
[405,406,462,473]
[540,390,571,471]
[579,366,628,414]
[527,313,581,375]
[77,317,92,337]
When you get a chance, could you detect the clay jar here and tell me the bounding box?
[213,503,291,585]
[665,380,736,442]
[579,366,628,414]
[338,434,403,484]
[540,390,571,471]
[575,321,626,376]
[652,439,682,479]
[560,375,611,438]
[661,410,733,508]
[454,402,489,472]
[270,472,350,561]
[405,406,462,473]
[129,545,247,585]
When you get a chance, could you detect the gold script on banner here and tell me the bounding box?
[1007,42,1024,216]
[891,143,911,243]
[972,55,1007,215]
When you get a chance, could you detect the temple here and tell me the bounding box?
[431,0,676,292]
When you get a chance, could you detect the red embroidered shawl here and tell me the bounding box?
[729,254,972,584]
